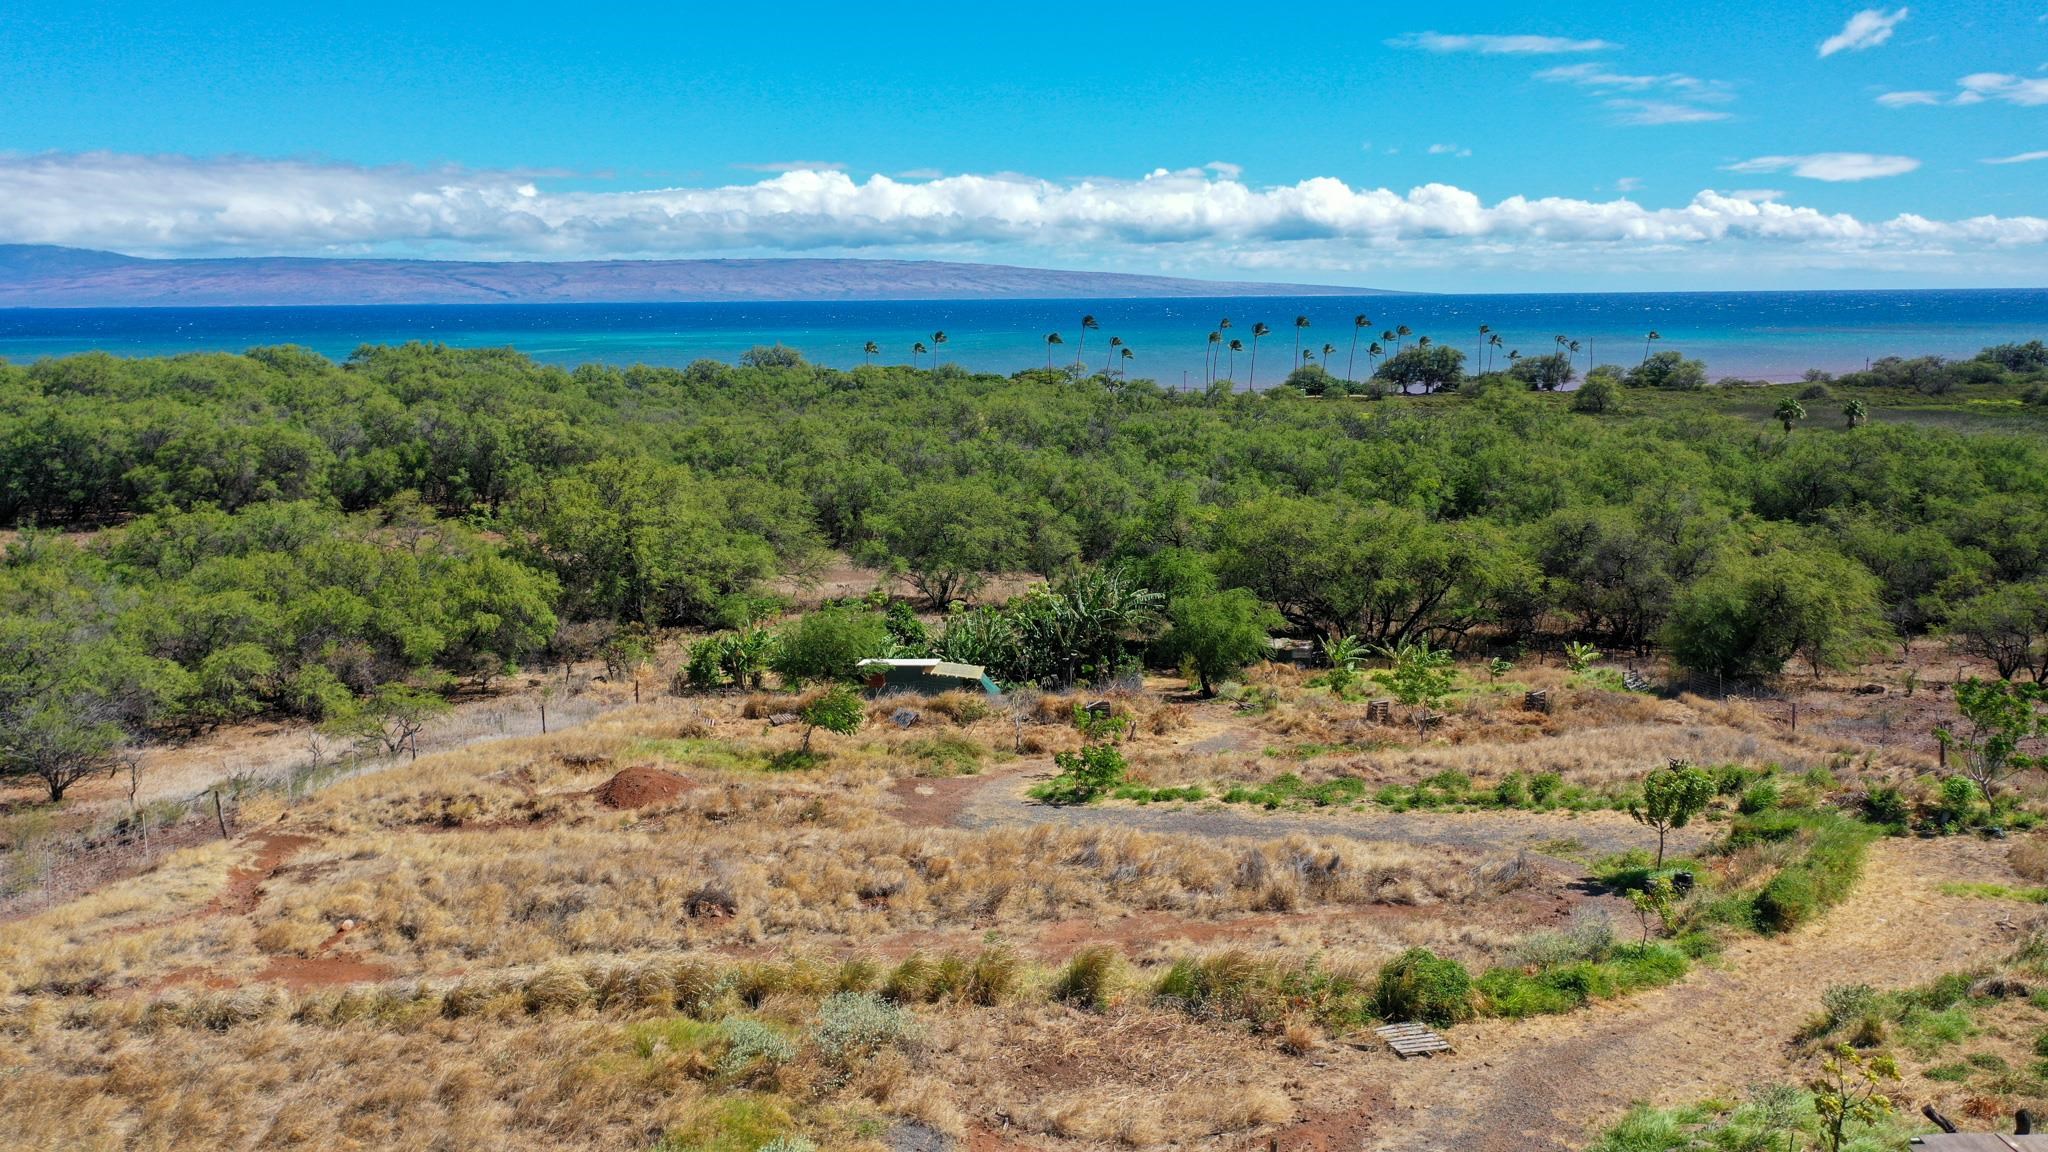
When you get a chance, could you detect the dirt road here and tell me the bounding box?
[1360,835,2016,1151]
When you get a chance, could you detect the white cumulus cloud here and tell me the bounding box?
[0,152,2042,283]
[1724,153,1921,181]
[1389,32,1616,55]
[1819,8,1909,57]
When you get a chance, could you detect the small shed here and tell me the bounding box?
[1266,638,1316,667]
[856,659,1000,697]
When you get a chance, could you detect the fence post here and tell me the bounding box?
[213,790,229,838]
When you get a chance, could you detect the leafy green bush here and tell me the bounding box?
[1032,743,1128,805]
[1373,948,1474,1026]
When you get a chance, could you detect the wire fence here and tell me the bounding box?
[0,677,623,919]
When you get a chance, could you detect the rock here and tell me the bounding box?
[1855,683,1887,695]
[884,1122,954,1152]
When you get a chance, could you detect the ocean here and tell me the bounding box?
[2,288,2045,385]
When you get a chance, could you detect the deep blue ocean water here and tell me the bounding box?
[2,289,2044,385]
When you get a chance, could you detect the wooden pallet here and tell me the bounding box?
[1374,1021,1453,1059]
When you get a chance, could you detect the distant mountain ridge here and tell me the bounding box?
[0,246,1389,307]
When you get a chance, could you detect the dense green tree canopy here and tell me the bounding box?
[2,337,2046,714]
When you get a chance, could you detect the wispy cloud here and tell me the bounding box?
[1538,62,1735,124]
[1426,143,1473,157]
[1614,177,1644,192]
[1607,100,1733,125]
[3,152,2042,279]
[732,160,847,172]
[1880,73,2048,106]
[1389,31,1616,55]
[1819,8,1910,57]
[1984,150,2048,164]
[1957,72,2048,105]
[1724,152,1920,181]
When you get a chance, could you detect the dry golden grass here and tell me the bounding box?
[17,661,1955,1151]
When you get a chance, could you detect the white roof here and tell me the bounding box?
[856,659,988,678]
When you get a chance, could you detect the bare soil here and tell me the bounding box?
[593,766,696,809]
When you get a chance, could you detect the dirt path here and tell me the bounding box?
[893,761,1706,861]
[1358,836,2019,1152]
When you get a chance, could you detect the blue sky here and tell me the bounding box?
[1,0,2045,290]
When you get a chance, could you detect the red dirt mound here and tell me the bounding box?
[595,766,695,809]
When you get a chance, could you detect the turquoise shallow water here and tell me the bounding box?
[2,289,2044,384]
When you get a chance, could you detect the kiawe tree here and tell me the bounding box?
[1161,588,1283,696]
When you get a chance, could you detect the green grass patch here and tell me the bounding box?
[1941,880,2048,904]
[1476,944,1689,1019]
[900,731,985,777]
[1219,772,1369,809]
[656,1093,799,1152]
[1111,784,1209,804]
[1730,809,1880,934]
[635,737,775,773]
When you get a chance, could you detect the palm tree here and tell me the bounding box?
[932,330,948,368]
[1775,397,1806,434]
[1508,349,1522,366]
[912,341,927,369]
[1367,341,1384,379]
[1844,398,1868,429]
[1567,339,1582,373]
[1554,334,1570,367]
[1206,330,1222,384]
[1349,314,1370,382]
[1395,324,1413,353]
[862,340,878,365]
[1321,343,1336,375]
[1077,314,1098,368]
[1249,322,1271,387]
[1476,324,1491,372]
[1105,335,1123,374]
[1292,315,1312,369]
[1119,345,1134,378]
[1227,338,1243,381]
[1643,330,1661,364]
[1416,336,1432,350]
[1044,331,1063,370]
[1487,332,1504,372]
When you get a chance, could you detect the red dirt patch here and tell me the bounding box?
[890,771,1003,828]
[595,766,696,809]
[255,955,396,989]
[1233,1095,1385,1151]
[208,832,319,916]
